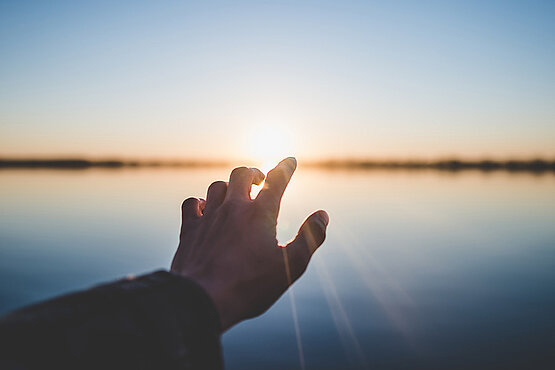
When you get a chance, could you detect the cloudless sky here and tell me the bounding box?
[1,0,554,160]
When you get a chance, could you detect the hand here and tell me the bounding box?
[171,157,329,331]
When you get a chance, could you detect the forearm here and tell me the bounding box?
[0,271,223,370]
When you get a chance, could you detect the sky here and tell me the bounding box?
[1,0,554,161]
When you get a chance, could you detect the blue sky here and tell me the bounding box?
[1,0,554,160]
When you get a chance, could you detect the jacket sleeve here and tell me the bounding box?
[0,270,223,370]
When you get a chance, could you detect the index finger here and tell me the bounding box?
[255,157,297,216]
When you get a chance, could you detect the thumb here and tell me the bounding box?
[284,210,329,283]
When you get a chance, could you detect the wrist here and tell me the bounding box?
[172,270,239,332]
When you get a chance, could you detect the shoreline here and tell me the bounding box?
[1,158,554,173]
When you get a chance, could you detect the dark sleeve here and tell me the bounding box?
[0,270,223,370]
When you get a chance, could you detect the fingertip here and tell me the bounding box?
[284,209,327,281]
[307,210,328,227]
[229,166,249,180]
[296,210,328,252]
[281,157,297,172]
[250,167,265,185]
[307,211,328,243]
[207,180,227,193]
[182,197,199,209]
[205,181,227,214]
[316,210,329,226]
[227,166,263,199]
[181,197,202,219]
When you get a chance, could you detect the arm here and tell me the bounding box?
[0,158,328,369]
[0,271,223,369]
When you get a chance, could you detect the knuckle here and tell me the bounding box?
[255,197,278,214]
[268,167,288,182]
[307,227,325,248]
[301,223,325,249]
[221,198,245,211]
[237,197,251,207]
[268,166,285,176]
[254,207,277,227]
[320,229,327,244]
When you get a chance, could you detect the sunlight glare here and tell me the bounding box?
[247,124,294,172]
[246,123,295,199]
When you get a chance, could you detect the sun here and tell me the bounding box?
[246,124,295,172]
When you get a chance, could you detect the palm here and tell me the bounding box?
[172,158,328,331]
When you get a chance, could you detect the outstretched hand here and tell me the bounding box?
[171,157,329,331]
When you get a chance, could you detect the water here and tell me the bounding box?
[1,167,554,369]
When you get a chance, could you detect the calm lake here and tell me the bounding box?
[1,167,554,369]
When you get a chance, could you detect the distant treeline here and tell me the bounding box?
[307,159,555,172]
[1,158,555,172]
[0,159,229,169]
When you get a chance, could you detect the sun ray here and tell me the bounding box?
[282,248,306,370]
[315,255,369,369]
[330,220,416,347]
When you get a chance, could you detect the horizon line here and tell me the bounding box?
[1,157,555,173]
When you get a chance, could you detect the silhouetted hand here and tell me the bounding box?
[171,157,329,331]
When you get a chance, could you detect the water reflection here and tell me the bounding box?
[1,168,554,368]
